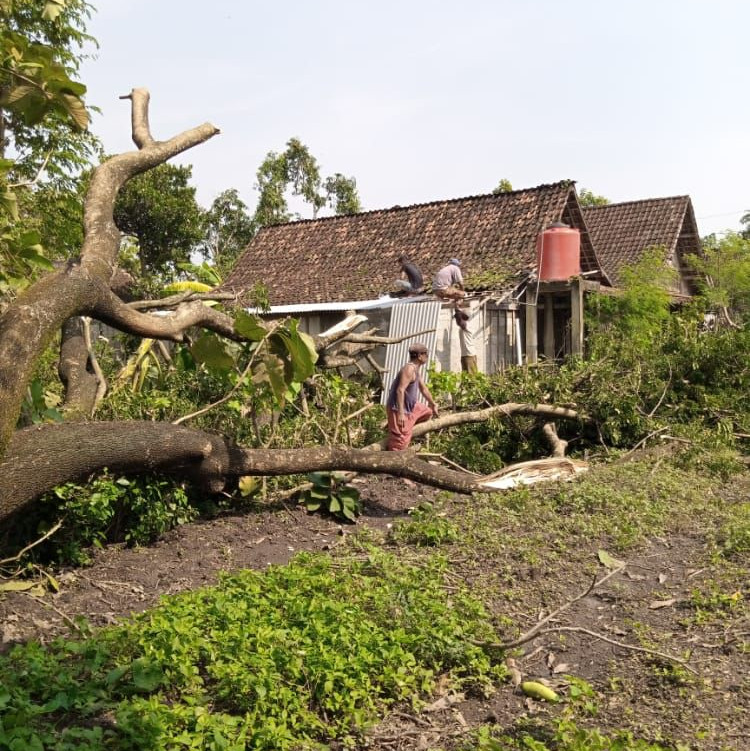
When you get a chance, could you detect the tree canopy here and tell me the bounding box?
[113,162,206,278]
[253,137,361,227]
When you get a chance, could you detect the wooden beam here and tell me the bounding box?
[570,279,584,357]
[525,286,538,365]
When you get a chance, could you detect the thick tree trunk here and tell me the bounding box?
[0,421,479,522]
[0,89,220,457]
[0,399,586,522]
[59,316,100,415]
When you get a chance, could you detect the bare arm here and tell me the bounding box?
[418,377,439,417]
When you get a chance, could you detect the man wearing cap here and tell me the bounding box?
[385,342,439,451]
[432,258,465,301]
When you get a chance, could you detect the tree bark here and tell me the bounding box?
[0,421,480,521]
[0,399,586,522]
[59,316,100,415]
[0,89,220,456]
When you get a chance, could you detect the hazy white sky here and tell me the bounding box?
[80,0,748,237]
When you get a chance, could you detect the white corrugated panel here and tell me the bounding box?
[381,301,442,405]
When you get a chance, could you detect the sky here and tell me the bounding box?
[79,0,749,238]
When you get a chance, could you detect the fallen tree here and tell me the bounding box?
[0,90,586,525]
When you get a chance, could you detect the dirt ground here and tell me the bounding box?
[1,473,749,750]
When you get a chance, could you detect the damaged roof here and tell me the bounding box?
[583,196,702,288]
[222,180,606,305]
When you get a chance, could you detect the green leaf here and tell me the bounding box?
[265,354,287,405]
[132,659,162,692]
[341,503,358,522]
[0,190,19,221]
[234,310,268,342]
[190,333,235,373]
[0,580,39,592]
[106,665,130,686]
[238,476,259,497]
[307,472,332,488]
[20,229,42,246]
[338,487,360,503]
[18,246,54,270]
[60,93,89,130]
[329,497,341,513]
[42,1,65,21]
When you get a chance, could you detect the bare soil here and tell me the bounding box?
[1,472,748,750]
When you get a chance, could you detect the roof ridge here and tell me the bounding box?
[583,195,690,211]
[258,180,577,231]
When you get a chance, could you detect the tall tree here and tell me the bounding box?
[0,90,548,523]
[0,0,97,296]
[200,188,255,276]
[253,137,361,227]
[113,162,205,278]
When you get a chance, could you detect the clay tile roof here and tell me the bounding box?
[222,181,605,306]
[583,196,701,287]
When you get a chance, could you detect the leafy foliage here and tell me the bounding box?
[492,178,513,194]
[577,187,610,207]
[3,472,197,565]
[0,0,96,295]
[0,551,502,750]
[253,137,361,227]
[689,231,750,324]
[301,471,362,521]
[113,163,206,278]
[198,187,256,276]
[390,501,459,547]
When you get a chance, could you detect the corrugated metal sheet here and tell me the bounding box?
[381,301,442,405]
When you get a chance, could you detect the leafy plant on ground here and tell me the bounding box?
[390,501,460,547]
[0,550,504,750]
[1,473,197,566]
[301,471,362,522]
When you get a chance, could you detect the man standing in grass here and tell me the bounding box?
[386,342,439,450]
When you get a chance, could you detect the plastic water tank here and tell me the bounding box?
[536,222,581,281]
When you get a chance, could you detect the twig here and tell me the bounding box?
[417,452,481,476]
[490,566,625,649]
[8,149,53,189]
[540,626,698,675]
[28,594,84,634]
[0,520,63,564]
[623,426,669,457]
[82,316,108,415]
[647,362,672,418]
[344,403,375,423]
[173,355,255,425]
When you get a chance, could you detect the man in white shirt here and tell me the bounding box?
[432,258,465,301]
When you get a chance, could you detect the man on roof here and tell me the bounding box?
[393,254,425,295]
[385,341,439,451]
[432,258,465,301]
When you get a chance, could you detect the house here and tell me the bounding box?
[222,183,703,393]
[222,181,612,391]
[583,196,702,299]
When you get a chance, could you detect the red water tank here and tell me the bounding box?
[536,222,581,281]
